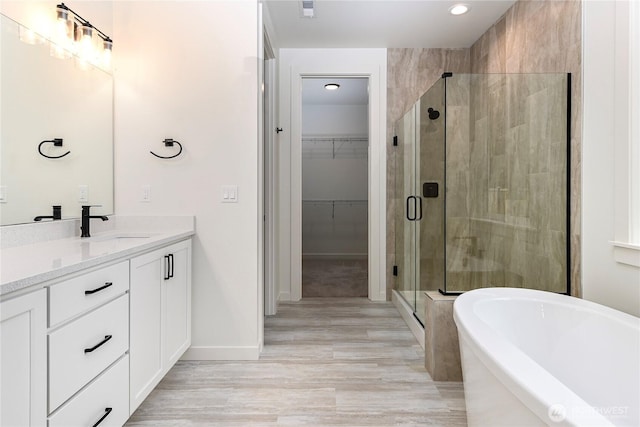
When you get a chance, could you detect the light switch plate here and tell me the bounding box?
[221,185,238,203]
[78,185,88,202]
[141,185,151,202]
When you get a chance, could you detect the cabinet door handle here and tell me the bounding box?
[84,335,112,353]
[169,253,174,279]
[91,407,113,427]
[164,255,170,280]
[84,282,113,295]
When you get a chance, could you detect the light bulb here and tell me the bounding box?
[77,23,94,62]
[102,39,113,68]
[50,4,73,58]
[54,5,72,42]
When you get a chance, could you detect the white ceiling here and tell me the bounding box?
[264,0,517,48]
[302,78,369,105]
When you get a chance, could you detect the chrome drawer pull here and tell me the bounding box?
[85,282,113,295]
[84,335,112,353]
[91,407,112,427]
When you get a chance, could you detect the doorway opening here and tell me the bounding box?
[301,77,369,298]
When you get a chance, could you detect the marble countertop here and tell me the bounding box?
[1,216,195,297]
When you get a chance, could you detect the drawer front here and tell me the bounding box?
[49,261,129,327]
[49,355,129,427]
[49,294,128,412]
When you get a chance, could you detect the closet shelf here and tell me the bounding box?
[302,136,368,159]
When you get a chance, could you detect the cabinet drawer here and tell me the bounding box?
[49,294,128,412]
[49,355,129,427]
[49,261,129,327]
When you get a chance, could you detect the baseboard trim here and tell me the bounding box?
[392,290,425,349]
[181,345,260,361]
[278,291,291,302]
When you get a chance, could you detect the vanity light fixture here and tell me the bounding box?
[449,4,470,15]
[324,83,340,91]
[52,3,113,68]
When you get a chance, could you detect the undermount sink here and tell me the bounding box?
[85,233,156,242]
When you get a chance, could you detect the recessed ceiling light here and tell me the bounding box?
[324,83,340,91]
[449,4,470,15]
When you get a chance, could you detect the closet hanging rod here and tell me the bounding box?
[301,137,368,143]
[302,199,367,203]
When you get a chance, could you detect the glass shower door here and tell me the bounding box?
[415,79,446,324]
[394,105,417,312]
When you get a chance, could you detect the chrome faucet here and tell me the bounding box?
[34,205,62,221]
[81,205,109,238]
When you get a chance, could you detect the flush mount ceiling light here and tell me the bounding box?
[449,4,470,15]
[324,83,340,91]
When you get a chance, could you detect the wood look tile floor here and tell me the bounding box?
[126,298,467,427]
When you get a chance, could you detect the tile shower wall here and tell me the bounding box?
[447,73,569,293]
[387,0,581,298]
[468,0,581,295]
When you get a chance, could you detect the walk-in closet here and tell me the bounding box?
[301,78,369,297]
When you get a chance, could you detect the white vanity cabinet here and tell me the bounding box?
[0,224,193,427]
[47,261,130,427]
[129,239,191,414]
[0,289,47,427]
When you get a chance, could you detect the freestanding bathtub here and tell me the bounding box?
[453,288,639,427]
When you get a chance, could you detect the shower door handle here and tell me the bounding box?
[406,196,418,221]
[416,196,423,221]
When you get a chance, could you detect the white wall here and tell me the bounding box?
[113,1,262,359]
[302,105,368,135]
[582,1,640,316]
[277,48,387,302]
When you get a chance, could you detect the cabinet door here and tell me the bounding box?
[163,240,191,367]
[129,249,163,414]
[0,289,46,427]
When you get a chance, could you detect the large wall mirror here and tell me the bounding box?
[0,13,113,226]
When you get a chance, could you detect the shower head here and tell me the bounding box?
[428,108,440,120]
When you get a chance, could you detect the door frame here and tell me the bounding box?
[263,31,277,316]
[283,51,387,302]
